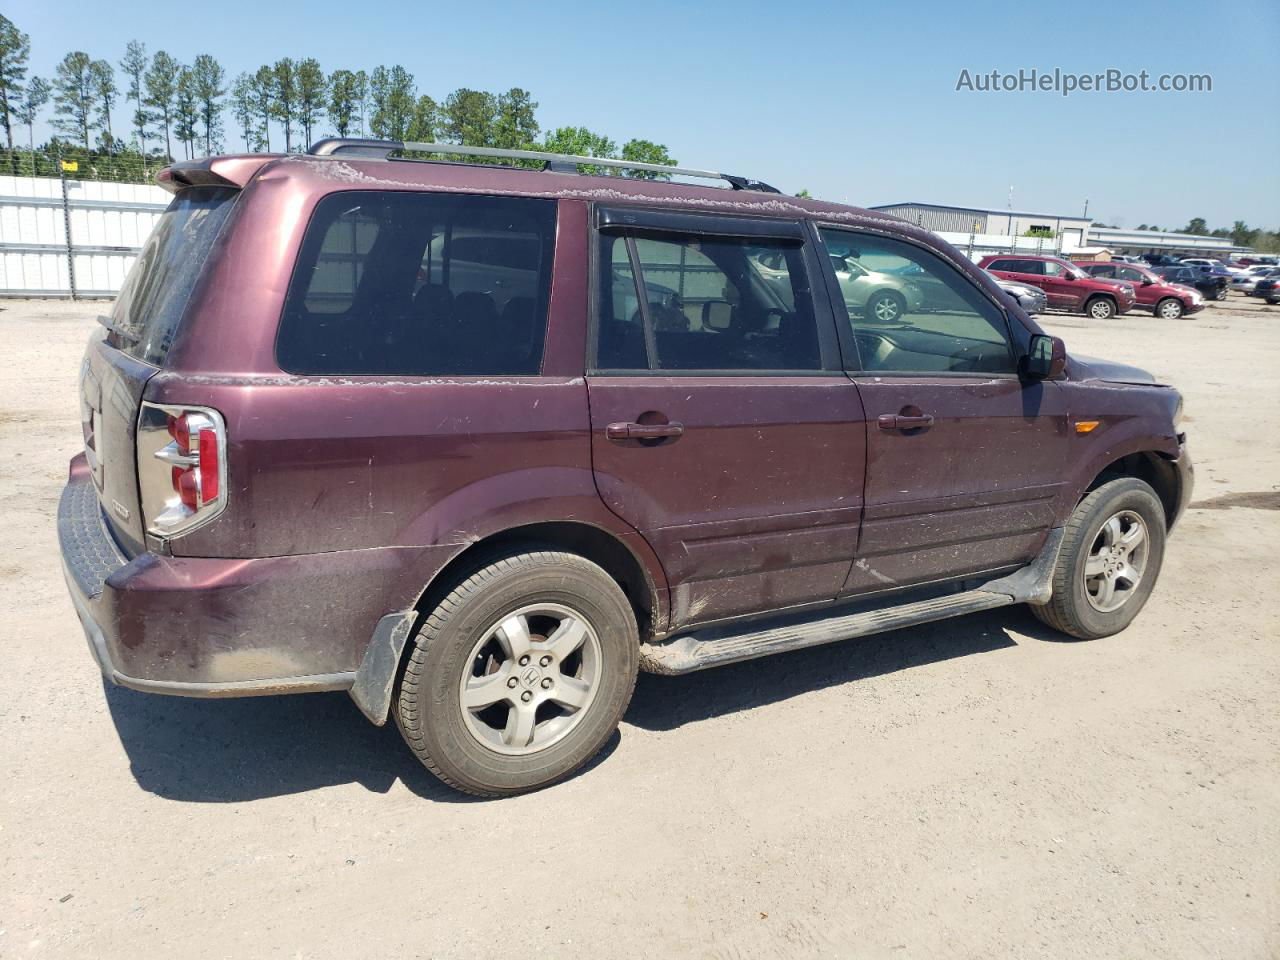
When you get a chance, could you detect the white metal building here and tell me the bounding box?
[868,202,1093,256]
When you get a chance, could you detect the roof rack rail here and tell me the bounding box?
[306,138,782,193]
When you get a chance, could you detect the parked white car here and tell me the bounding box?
[1181,257,1244,276]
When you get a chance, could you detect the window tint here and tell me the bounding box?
[595,231,820,372]
[1116,266,1145,282]
[1085,263,1116,278]
[987,259,1014,272]
[1015,259,1045,275]
[110,187,239,365]
[820,228,1015,375]
[277,191,556,375]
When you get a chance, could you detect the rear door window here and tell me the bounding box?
[277,191,557,375]
[596,231,821,372]
[109,186,239,365]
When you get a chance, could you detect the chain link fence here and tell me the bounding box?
[0,149,164,186]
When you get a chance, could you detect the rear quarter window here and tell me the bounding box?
[109,187,239,365]
[277,191,557,376]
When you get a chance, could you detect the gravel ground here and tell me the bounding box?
[1,295,1277,959]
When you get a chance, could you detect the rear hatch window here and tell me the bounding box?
[106,186,239,366]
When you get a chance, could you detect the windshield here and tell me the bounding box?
[109,187,239,366]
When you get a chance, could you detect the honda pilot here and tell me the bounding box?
[60,140,1193,796]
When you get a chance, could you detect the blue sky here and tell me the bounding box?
[12,0,1280,228]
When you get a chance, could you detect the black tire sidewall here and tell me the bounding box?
[1059,482,1166,638]
[398,555,638,795]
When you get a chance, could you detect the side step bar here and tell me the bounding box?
[639,528,1064,676]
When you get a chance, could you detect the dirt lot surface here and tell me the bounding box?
[1,295,1277,959]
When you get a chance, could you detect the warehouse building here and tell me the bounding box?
[869,202,1093,255]
[1085,227,1248,258]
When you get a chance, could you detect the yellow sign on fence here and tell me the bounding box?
[61,160,78,172]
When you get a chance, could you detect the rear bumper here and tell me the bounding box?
[58,461,439,698]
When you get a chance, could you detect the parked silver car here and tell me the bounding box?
[985,270,1047,314]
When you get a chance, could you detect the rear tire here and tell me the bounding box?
[866,290,907,324]
[395,551,639,797]
[1085,296,1116,320]
[1155,297,1184,319]
[1032,477,1166,640]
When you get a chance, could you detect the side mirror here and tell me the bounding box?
[1022,334,1066,380]
[1061,272,1075,280]
[1141,277,1153,286]
[702,300,733,331]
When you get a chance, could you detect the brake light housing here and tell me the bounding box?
[137,402,228,538]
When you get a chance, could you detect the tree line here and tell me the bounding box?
[0,14,675,175]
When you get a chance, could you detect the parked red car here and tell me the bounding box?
[979,254,1137,319]
[60,141,1192,796]
[1074,261,1205,319]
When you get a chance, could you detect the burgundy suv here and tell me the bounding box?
[980,254,1137,319]
[1075,261,1205,319]
[60,140,1192,796]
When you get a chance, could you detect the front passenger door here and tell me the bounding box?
[816,227,1069,595]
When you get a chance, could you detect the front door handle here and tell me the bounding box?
[877,413,935,431]
[606,421,685,442]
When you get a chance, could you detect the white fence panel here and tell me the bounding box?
[0,175,170,297]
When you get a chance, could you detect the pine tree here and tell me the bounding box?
[0,15,30,151]
[191,54,225,154]
[119,40,150,154]
[89,59,116,153]
[270,58,297,151]
[144,50,180,160]
[53,51,95,151]
[295,57,324,147]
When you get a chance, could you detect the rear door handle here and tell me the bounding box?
[877,413,934,431]
[606,421,685,442]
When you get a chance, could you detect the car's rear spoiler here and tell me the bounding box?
[157,155,276,194]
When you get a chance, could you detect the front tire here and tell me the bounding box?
[1155,297,1184,319]
[1032,477,1167,640]
[1085,296,1116,320]
[396,551,639,797]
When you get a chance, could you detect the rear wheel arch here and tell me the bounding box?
[412,521,663,643]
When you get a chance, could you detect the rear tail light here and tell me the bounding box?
[137,402,228,537]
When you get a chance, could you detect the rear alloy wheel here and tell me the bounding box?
[1155,297,1184,320]
[1031,477,1166,639]
[866,291,907,324]
[1086,296,1116,320]
[1214,285,1228,301]
[396,551,639,797]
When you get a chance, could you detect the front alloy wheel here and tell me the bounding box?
[1030,476,1166,640]
[1157,298,1184,319]
[1088,297,1116,320]
[1083,510,1149,613]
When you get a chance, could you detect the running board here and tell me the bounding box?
[639,589,1016,675]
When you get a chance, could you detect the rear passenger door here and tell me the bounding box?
[587,208,866,627]
[815,227,1069,594]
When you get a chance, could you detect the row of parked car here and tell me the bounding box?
[979,252,1280,319]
